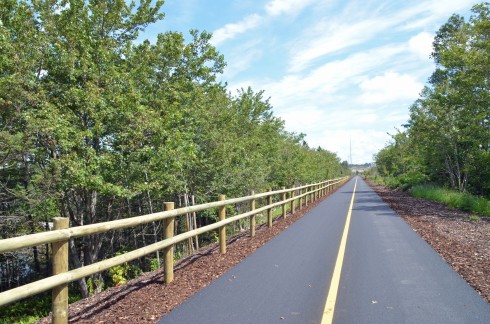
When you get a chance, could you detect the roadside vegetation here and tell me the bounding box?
[0,1,350,323]
[0,294,83,324]
[410,186,490,219]
[371,3,490,218]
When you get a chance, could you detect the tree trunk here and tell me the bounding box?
[69,240,90,298]
[27,214,41,274]
[184,192,193,255]
[445,153,457,189]
[192,195,199,250]
[147,188,160,266]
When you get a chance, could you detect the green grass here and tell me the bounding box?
[410,185,490,217]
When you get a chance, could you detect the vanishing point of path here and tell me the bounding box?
[158,176,490,324]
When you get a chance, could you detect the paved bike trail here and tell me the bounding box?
[158,177,490,323]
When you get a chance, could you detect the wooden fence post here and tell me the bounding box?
[305,186,309,207]
[298,189,305,209]
[290,187,295,214]
[267,189,273,228]
[218,195,226,254]
[250,191,256,237]
[164,202,175,284]
[282,187,287,219]
[52,217,69,324]
[298,189,303,209]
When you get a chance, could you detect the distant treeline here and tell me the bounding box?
[0,1,348,296]
[374,3,490,196]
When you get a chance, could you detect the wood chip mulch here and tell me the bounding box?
[365,179,490,303]
[37,190,338,324]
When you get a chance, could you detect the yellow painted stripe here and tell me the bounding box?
[321,177,358,324]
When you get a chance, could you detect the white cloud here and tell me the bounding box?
[359,72,423,105]
[409,32,434,60]
[307,129,390,164]
[221,39,265,79]
[211,14,263,45]
[211,0,319,46]
[288,17,392,72]
[427,0,478,17]
[286,0,476,72]
[265,0,317,16]
[265,44,406,107]
[408,32,434,60]
[235,41,427,163]
[244,43,421,163]
[398,0,477,31]
[279,106,326,134]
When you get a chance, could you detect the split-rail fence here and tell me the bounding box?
[0,176,349,323]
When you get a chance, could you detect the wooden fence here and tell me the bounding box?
[0,177,348,323]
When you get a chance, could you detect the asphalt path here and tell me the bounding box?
[158,177,490,324]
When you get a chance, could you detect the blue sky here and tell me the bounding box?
[140,0,479,163]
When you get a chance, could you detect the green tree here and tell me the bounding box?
[374,130,426,188]
[375,3,490,195]
[408,3,490,193]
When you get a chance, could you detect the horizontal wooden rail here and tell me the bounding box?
[0,176,349,320]
[0,179,341,253]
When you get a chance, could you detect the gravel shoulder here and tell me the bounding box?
[37,179,489,323]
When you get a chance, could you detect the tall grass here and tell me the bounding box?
[410,185,490,217]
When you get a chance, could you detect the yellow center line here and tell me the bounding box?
[321,176,358,324]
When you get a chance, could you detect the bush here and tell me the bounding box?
[107,252,143,287]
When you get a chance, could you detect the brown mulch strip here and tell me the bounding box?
[365,179,490,303]
[37,190,337,323]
